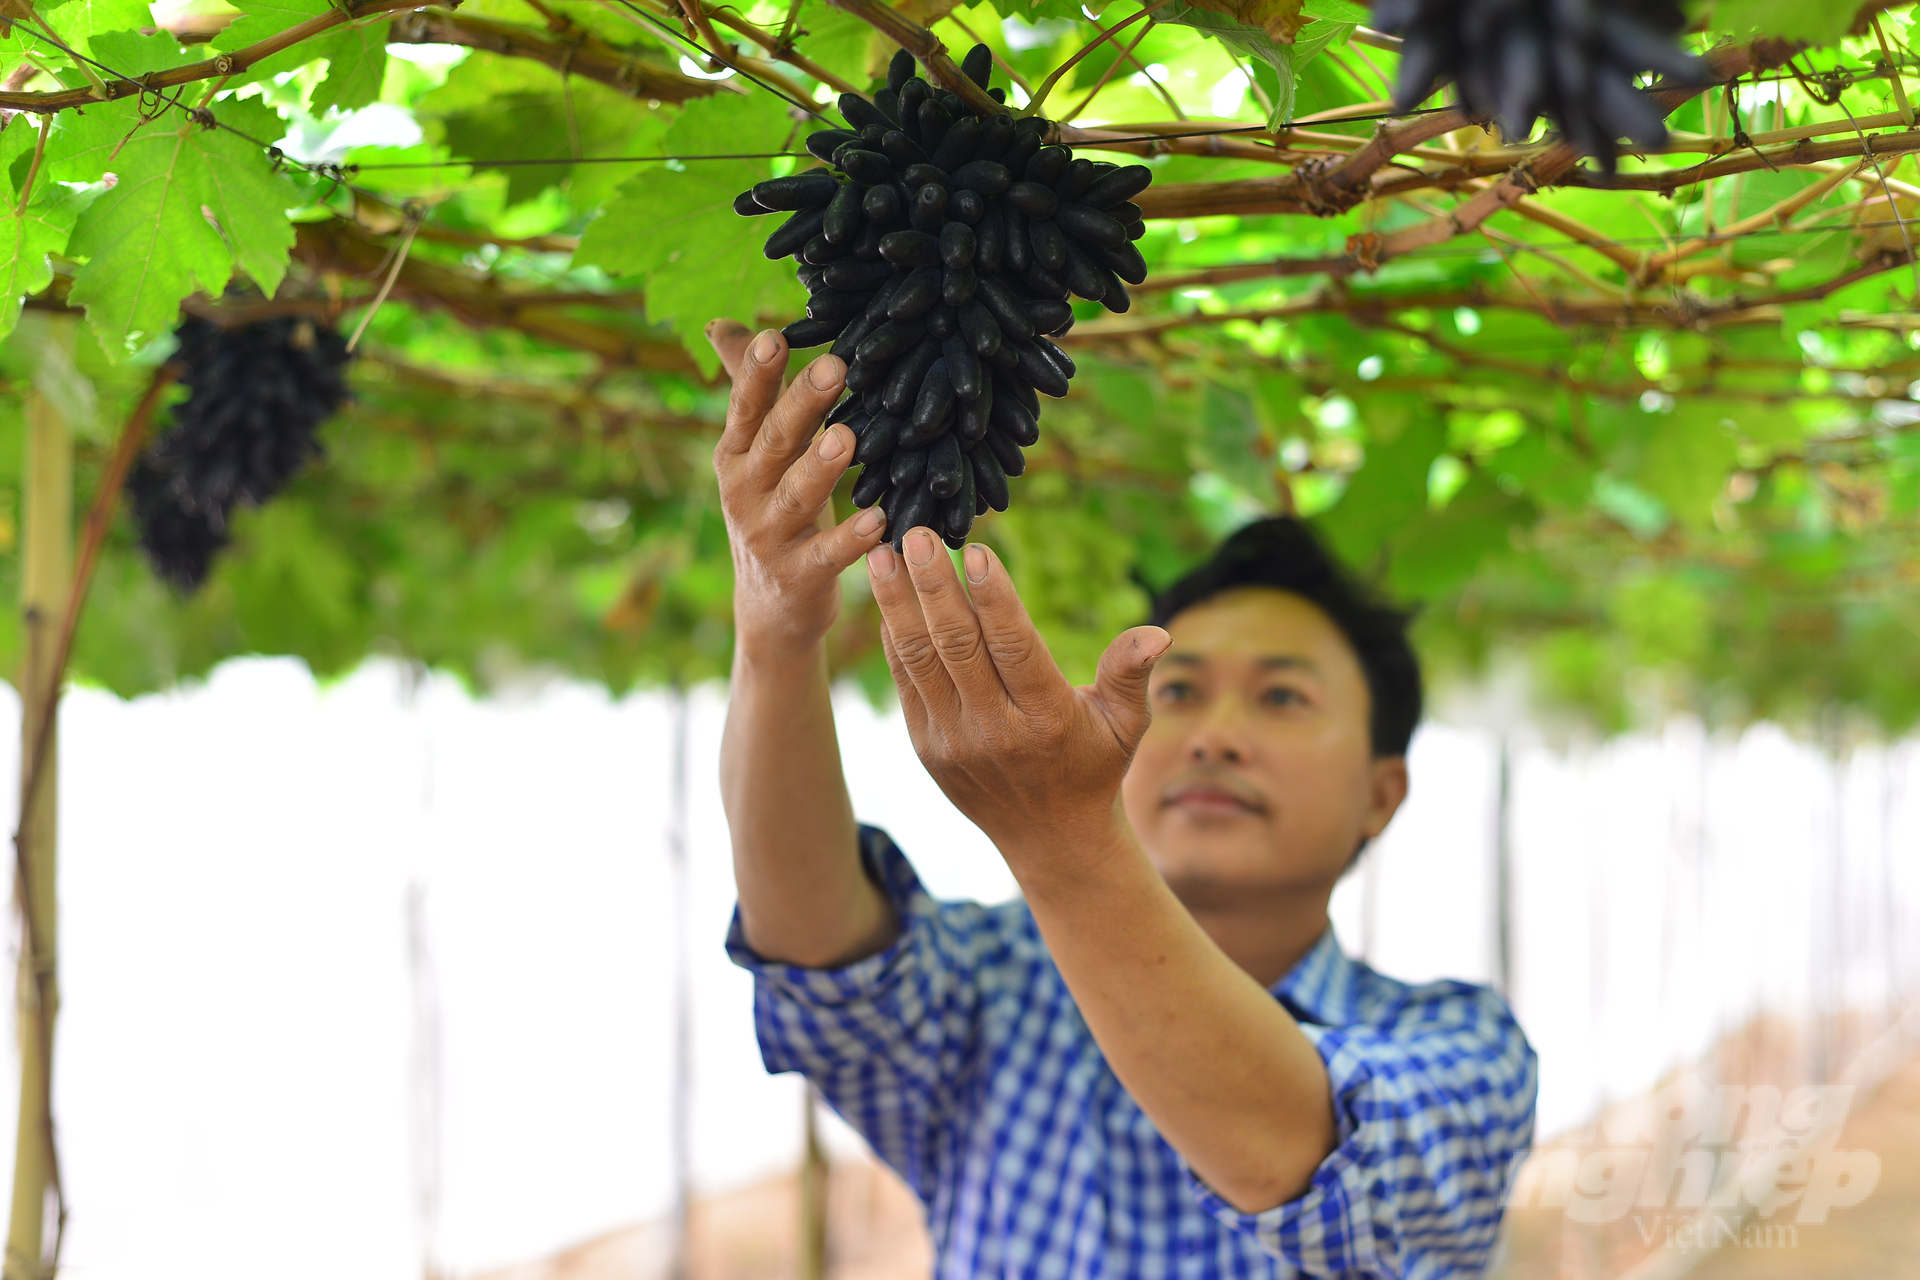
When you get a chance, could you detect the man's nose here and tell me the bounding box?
[1185,701,1254,765]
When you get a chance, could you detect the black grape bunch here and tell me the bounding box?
[735,44,1153,549]
[1371,0,1703,170]
[130,314,353,592]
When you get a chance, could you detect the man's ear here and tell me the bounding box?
[1362,755,1409,840]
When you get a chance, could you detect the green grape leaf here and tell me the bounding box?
[0,121,85,344]
[575,92,803,376]
[211,0,338,82]
[1317,415,1445,569]
[43,0,155,56]
[87,28,198,75]
[439,83,655,208]
[66,101,298,357]
[307,21,389,114]
[790,1,874,83]
[1386,474,1531,599]
[1159,0,1298,126]
[197,98,300,298]
[1689,0,1856,45]
[1634,402,1740,528]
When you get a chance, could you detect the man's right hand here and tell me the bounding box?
[709,320,888,652]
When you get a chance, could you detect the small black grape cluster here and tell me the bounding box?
[735,44,1153,549]
[1373,0,1702,169]
[130,314,352,592]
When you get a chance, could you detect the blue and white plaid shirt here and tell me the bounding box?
[728,826,1538,1278]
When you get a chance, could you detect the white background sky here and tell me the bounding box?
[0,660,1910,1279]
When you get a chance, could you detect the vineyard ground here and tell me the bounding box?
[475,1009,1920,1280]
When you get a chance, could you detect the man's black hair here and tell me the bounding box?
[1145,517,1423,758]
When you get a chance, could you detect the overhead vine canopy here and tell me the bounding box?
[0,0,1914,732]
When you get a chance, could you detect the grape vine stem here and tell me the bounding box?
[10,361,180,1279]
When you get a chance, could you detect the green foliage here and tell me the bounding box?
[66,96,298,357]
[576,93,804,375]
[1688,0,1860,44]
[0,0,1910,738]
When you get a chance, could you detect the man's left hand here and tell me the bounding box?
[867,528,1172,865]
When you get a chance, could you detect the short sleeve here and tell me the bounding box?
[1188,984,1538,1278]
[726,825,1005,1199]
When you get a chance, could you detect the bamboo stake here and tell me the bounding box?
[7,357,177,1280]
[7,335,72,1280]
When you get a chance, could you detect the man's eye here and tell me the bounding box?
[1157,681,1197,702]
[1262,686,1303,707]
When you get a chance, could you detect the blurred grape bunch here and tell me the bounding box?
[1372,0,1704,166]
[131,315,353,591]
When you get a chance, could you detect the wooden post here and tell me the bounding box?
[665,689,693,1280]
[798,1088,828,1280]
[10,342,73,1280]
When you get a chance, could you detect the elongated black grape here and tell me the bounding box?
[1372,0,1701,169]
[851,463,891,507]
[883,336,943,415]
[1030,218,1067,271]
[959,299,1002,356]
[984,427,1026,477]
[976,276,1034,343]
[783,317,844,348]
[926,432,964,500]
[971,441,1010,511]
[1060,239,1107,301]
[856,411,902,464]
[961,43,993,89]
[1054,159,1096,202]
[930,117,981,172]
[737,45,1154,543]
[764,207,825,259]
[1083,164,1153,207]
[1056,203,1126,249]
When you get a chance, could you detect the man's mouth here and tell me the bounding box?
[1162,780,1265,816]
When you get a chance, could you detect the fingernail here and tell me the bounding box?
[751,330,781,364]
[806,355,844,391]
[905,530,935,567]
[964,544,988,583]
[853,507,884,537]
[868,545,897,580]
[819,426,847,461]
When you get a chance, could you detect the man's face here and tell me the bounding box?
[1120,587,1409,907]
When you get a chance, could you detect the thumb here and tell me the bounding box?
[1091,625,1172,748]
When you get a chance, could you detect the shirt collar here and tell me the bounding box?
[1269,924,1362,1026]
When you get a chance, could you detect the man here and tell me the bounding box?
[707,320,1538,1277]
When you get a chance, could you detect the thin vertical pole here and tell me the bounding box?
[406,881,443,1280]
[9,344,73,1280]
[799,1089,828,1280]
[666,690,693,1280]
[1494,735,1514,1000]
[405,664,443,1280]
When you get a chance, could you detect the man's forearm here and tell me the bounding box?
[1004,825,1337,1213]
[721,636,897,968]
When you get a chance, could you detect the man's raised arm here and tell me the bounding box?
[707,321,895,969]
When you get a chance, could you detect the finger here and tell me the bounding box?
[900,526,1005,713]
[877,616,932,745]
[775,429,887,560]
[764,421,858,536]
[958,544,1074,709]
[868,538,963,723]
[714,329,790,460]
[706,318,753,382]
[1090,626,1172,751]
[747,353,846,486]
